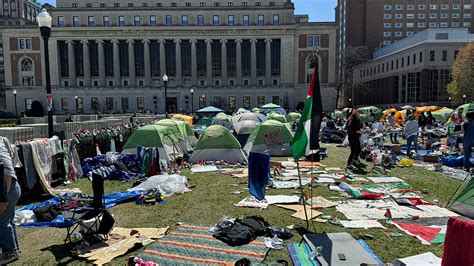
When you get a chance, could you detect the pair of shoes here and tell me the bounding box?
[0,249,20,265]
[346,164,358,171]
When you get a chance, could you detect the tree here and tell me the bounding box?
[336,46,371,108]
[448,41,474,104]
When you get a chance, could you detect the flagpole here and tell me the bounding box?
[296,160,310,229]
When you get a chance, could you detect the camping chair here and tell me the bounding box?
[63,173,115,243]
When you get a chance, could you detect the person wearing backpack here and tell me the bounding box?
[462,110,474,171]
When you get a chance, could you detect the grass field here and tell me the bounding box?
[12,144,462,265]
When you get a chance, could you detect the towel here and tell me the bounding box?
[248,152,271,200]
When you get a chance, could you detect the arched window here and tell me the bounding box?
[20,58,34,87]
[3,2,9,10]
[305,54,320,83]
[10,1,15,10]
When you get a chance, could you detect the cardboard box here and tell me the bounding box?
[423,154,440,163]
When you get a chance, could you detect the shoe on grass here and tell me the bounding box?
[0,249,20,265]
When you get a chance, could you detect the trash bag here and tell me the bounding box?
[398,158,414,167]
[267,227,293,240]
[128,174,190,197]
[439,155,464,167]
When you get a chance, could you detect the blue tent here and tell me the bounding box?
[196,106,225,113]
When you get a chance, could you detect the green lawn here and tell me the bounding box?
[13,144,462,264]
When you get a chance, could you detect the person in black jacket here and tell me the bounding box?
[346,110,363,170]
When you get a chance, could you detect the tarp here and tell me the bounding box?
[243,120,294,156]
[451,177,474,218]
[401,105,416,111]
[189,125,247,163]
[172,114,193,126]
[196,106,224,113]
[16,190,143,228]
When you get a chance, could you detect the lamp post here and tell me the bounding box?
[190,88,194,114]
[448,96,452,108]
[74,95,78,115]
[13,89,18,117]
[348,97,352,108]
[37,9,53,138]
[163,74,168,117]
[463,94,466,104]
[201,94,205,108]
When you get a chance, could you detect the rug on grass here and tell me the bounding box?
[287,242,320,266]
[136,224,268,265]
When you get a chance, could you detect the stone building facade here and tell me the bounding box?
[1,0,337,115]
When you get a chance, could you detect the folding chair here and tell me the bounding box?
[63,173,115,243]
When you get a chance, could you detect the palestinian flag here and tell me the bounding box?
[291,56,323,160]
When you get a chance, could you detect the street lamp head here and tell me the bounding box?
[162,74,168,82]
[463,94,466,99]
[349,98,352,102]
[37,9,52,28]
[13,89,17,95]
[190,88,194,94]
[75,95,78,99]
[202,94,205,98]
[448,96,452,100]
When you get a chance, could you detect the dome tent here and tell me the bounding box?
[156,119,194,152]
[243,120,294,156]
[189,125,248,164]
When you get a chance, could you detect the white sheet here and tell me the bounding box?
[265,195,300,204]
[367,177,405,183]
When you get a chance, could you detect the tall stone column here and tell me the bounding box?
[143,39,151,86]
[235,39,242,86]
[127,39,136,86]
[67,40,76,87]
[159,39,166,78]
[220,39,227,86]
[174,39,182,86]
[82,40,91,86]
[265,38,272,85]
[97,40,106,86]
[206,39,212,85]
[112,39,121,86]
[250,39,257,85]
[190,39,197,85]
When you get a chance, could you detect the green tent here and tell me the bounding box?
[431,108,453,123]
[268,113,288,123]
[285,112,301,123]
[446,103,474,125]
[451,178,474,219]
[212,113,233,130]
[333,110,344,119]
[252,107,261,113]
[357,106,382,121]
[234,108,249,115]
[174,120,197,147]
[197,117,213,127]
[122,124,185,161]
[243,120,294,156]
[189,125,247,163]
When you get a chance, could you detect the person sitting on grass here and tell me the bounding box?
[462,110,474,172]
[404,115,419,158]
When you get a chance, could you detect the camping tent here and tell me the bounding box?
[286,112,301,123]
[122,124,185,161]
[243,120,294,156]
[155,119,193,152]
[451,178,474,219]
[234,108,249,116]
[196,106,225,113]
[252,107,261,113]
[380,108,404,125]
[401,105,416,111]
[357,106,382,121]
[174,120,197,147]
[232,112,266,124]
[234,120,258,135]
[260,103,286,115]
[189,125,247,163]
[431,108,453,123]
[268,113,288,123]
[172,114,193,126]
[196,117,213,127]
[446,103,474,125]
[212,113,233,130]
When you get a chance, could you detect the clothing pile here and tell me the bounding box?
[82,152,141,181]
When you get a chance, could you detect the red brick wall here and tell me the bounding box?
[10,53,43,86]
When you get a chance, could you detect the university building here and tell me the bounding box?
[1,0,337,115]
[352,28,474,106]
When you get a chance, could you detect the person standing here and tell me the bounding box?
[451,108,465,148]
[346,110,363,170]
[404,115,419,158]
[386,112,398,144]
[462,110,474,171]
[0,137,21,264]
[426,111,435,128]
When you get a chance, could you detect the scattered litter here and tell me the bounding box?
[393,252,441,266]
[234,196,268,209]
[281,161,297,168]
[325,167,343,171]
[314,218,328,223]
[190,165,219,173]
[230,191,242,195]
[340,220,386,229]
[384,232,403,237]
[307,196,337,208]
[272,179,311,189]
[264,236,284,249]
[286,224,295,230]
[315,177,336,183]
[265,195,300,205]
[367,177,405,183]
[129,174,190,197]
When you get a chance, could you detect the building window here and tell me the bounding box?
[243,15,249,26]
[429,22,438,27]
[214,2,220,6]
[430,50,435,61]
[441,4,448,10]
[228,96,236,109]
[395,31,402,37]
[406,14,415,19]
[256,40,265,76]
[157,3,162,7]
[185,2,191,6]
[384,23,391,28]
[464,13,471,18]
[103,16,110,26]
[242,1,247,6]
[243,96,250,108]
[134,15,141,26]
[142,3,148,7]
[401,57,404,67]
[73,16,80,27]
[86,3,92,7]
[150,15,156,26]
[272,14,279,25]
[58,16,64,27]
[463,22,471,27]
[452,22,459,27]
[430,13,437,18]
[395,14,403,19]
[384,14,391,19]
[384,5,392,10]
[257,96,265,106]
[464,4,472,9]
[200,2,205,6]
[128,3,134,7]
[406,23,414,28]
[406,31,413,36]
[20,57,35,86]
[453,4,460,9]
[211,41,222,76]
[440,22,448,27]
[383,32,391,37]
[418,4,425,10]
[418,22,426,27]
[182,15,188,26]
[199,95,206,108]
[228,15,234,26]
[418,13,426,19]
[452,13,460,18]
[442,50,447,61]
[395,23,402,28]
[166,15,172,26]
[197,15,204,26]
[441,13,448,18]
[91,97,99,110]
[99,2,106,7]
[407,72,421,102]
[119,16,125,27]
[255,1,261,6]
[395,5,403,10]
[19,38,32,50]
[308,35,319,47]
[165,41,176,76]
[213,15,219,26]
[383,40,391,46]
[419,52,423,63]
[114,3,119,7]
[407,5,414,10]
[430,4,437,10]
[213,96,222,107]
[72,3,77,7]
[258,15,264,25]
[106,97,113,110]
[271,39,280,75]
[137,97,145,109]
[121,97,129,110]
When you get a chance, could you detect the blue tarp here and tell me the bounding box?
[439,155,464,167]
[17,190,143,228]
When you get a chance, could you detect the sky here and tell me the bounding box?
[38,0,336,22]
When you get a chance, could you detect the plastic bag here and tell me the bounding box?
[128,174,190,197]
[267,226,293,240]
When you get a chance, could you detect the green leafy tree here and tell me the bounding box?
[448,41,474,104]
